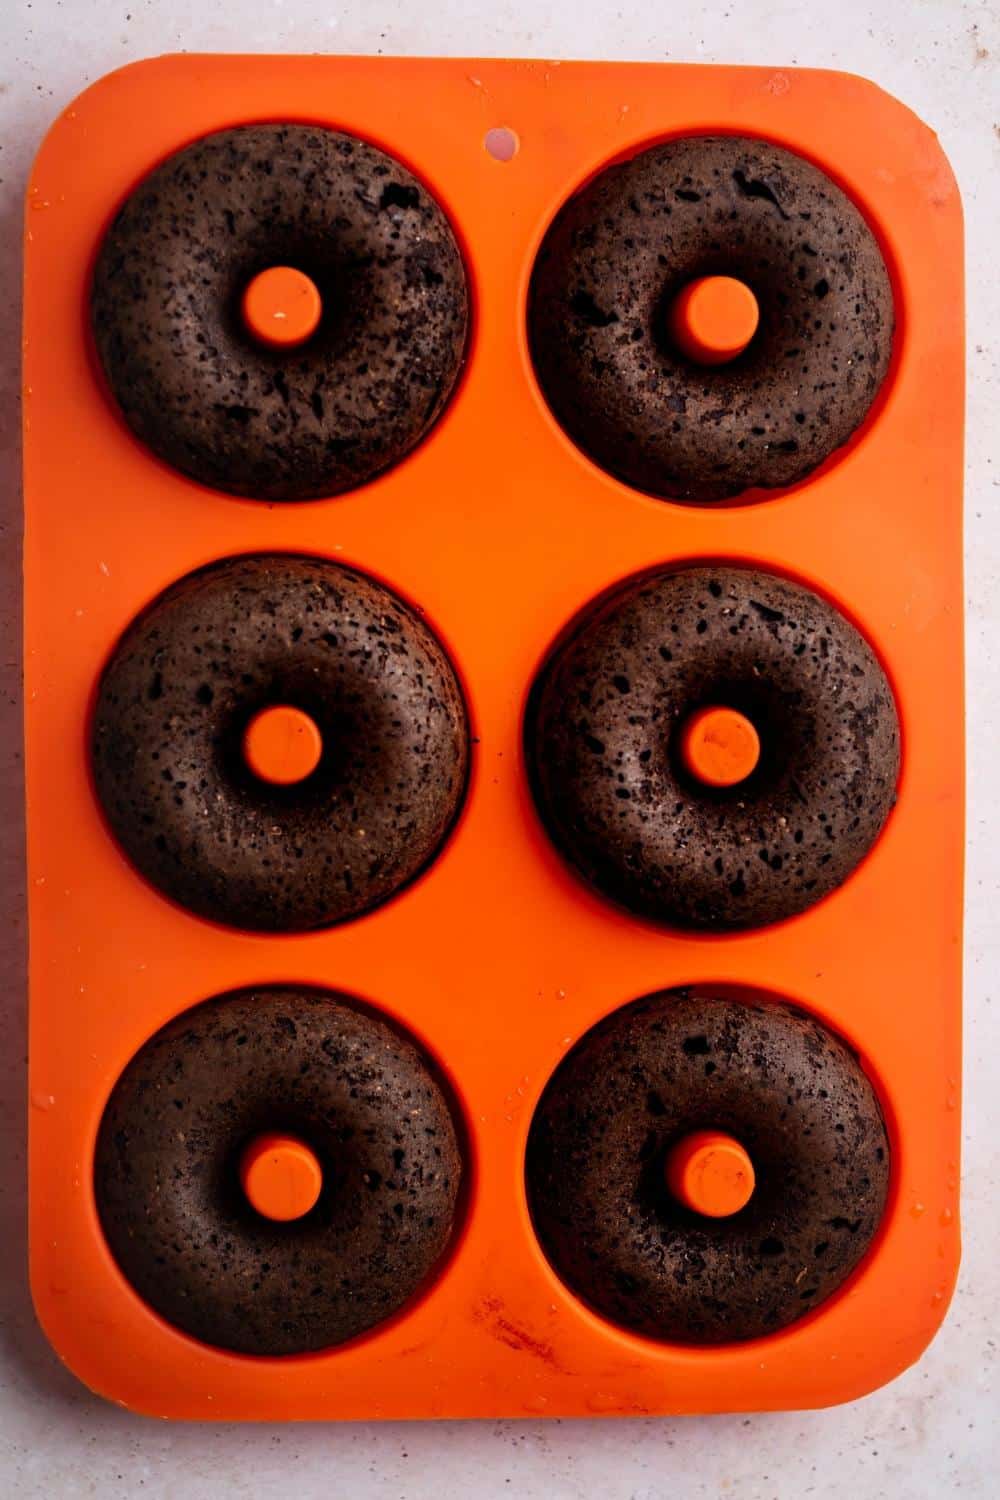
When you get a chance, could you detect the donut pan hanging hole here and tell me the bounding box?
[23,56,963,1419]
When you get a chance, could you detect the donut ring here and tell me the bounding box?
[91,554,469,932]
[528,135,894,502]
[91,124,469,502]
[94,987,464,1356]
[526,991,891,1344]
[527,565,899,930]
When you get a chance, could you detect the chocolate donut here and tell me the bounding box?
[95,987,464,1356]
[91,124,468,501]
[526,991,890,1344]
[528,135,894,502]
[91,554,469,932]
[527,565,899,930]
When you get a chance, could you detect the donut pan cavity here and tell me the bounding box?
[24,56,963,1419]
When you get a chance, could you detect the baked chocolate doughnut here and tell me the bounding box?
[526,991,890,1344]
[95,987,464,1356]
[528,135,894,502]
[527,565,899,930]
[91,554,469,931]
[91,124,468,501]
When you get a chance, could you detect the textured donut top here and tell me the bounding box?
[91,124,469,501]
[91,554,469,931]
[95,987,464,1355]
[528,566,900,928]
[529,135,894,501]
[526,991,890,1343]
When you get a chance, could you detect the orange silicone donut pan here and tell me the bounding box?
[23,55,964,1420]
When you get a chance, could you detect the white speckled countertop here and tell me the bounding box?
[1,1,996,1495]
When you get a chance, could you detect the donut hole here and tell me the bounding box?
[677,706,761,789]
[664,1129,756,1217]
[215,676,424,823]
[242,705,324,786]
[222,1122,340,1233]
[667,675,814,806]
[239,1132,325,1221]
[651,255,785,377]
[219,688,354,811]
[190,1114,363,1248]
[667,276,760,366]
[633,1107,805,1243]
[222,248,349,360]
[241,266,323,350]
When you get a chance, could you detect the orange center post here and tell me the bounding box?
[668,275,759,364]
[241,266,323,348]
[665,1130,756,1218]
[239,1133,324,1222]
[679,705,761,788]
[242,705,323,786]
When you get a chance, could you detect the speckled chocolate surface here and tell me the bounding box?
[528,135,894,502]
[527,565,900,929]
[527,991,890,1344]
[91,124,469,501]
[94,987,464,1356]
[91,554,469,931]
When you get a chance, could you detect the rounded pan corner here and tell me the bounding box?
[26,57,187,199]
[811,1238,962,1413]
[802,67,963,213]
[28,1254,221,1421]
[28,1258,127,1415]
